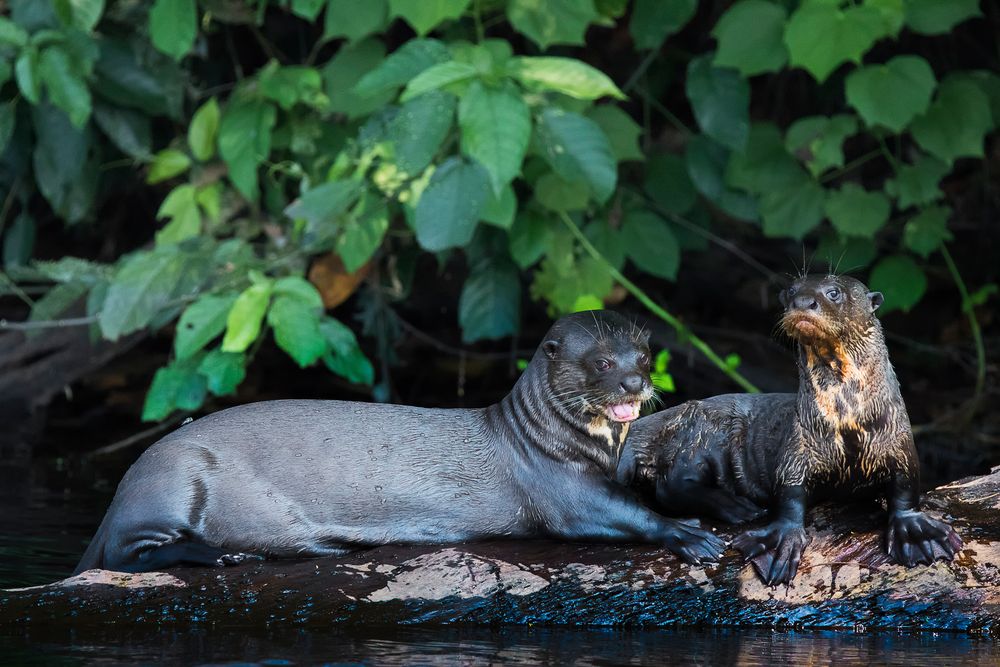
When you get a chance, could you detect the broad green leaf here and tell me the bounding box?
[389,0,470,35]
[3,213,34,268]
[815,231,877,272]
[587,105,642,163]
[93,36,185,119]
[400,61,477,101]
[572,295,604,312]
[684,135,758,221]
[784,2,887,83]
[956,71,1000,125]
[33,257,113,284]
[28,283,87,327]
[99,248,187,340]
[352,39,450,98]
[507,56,625,100]
[869,0,905,36]
[759,180,825,239]
[459,255,520,342]
[285,179,363,230]
[149,0,197,61]
[142,360,207,421]
[686,55,750,151]
[824,183,890,238]
[0,17,29,48]
[338,195,389,272]
[196,183,223,225]
[291,0,326,20]
[93,103,152,158]
[534,172,590,212]
[621,210,681,280]
[175,293,239,360]
[69,0,105,31]
[259,63,325,110]
[482,186,517,229]
[903,205,952,258]
[147,148,191,184]
[885,155,949,209]
[414,157,490,251]
[584,219,626,270]
[323,0,387,41]
[15,49,41,104]
[629,0,697,50]
[32,104,97,225]
[387,90,456,176]
[198,350,246,396]
[869,255,926,313]
[644,153,695,215]
[268,295,326,367]
[320,317,375,385]
[222,281,273,353]
[535,107,617,203]
[531,237,614,315]
[324,39,398,118]
[845,56,935,133]
[38,45,91,128]
[903,0,980,35]
[726,122,806,194]
[218,98,277,201]
[911,79,993,164]
[507,0,600,49]
[508,208,552,268]
[155,184,200,244]
[784,114,857,176]
[188,98,220,162]
[712,0,788,76]
[459,82,531,195]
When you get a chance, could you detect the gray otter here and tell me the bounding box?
[618,275,962,585]
[74,310,725,574]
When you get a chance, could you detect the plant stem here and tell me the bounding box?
[819,149,881,184]
[473,0,485,42]
[941,245,986,414]
[634,86,693,137]
[559,212,761,393]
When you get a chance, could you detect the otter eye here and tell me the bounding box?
[826,288,841,301]
[594,358,613,371]
[788,287,797,297]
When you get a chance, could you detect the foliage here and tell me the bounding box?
[0,0,996,419]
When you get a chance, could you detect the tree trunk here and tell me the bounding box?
[3,468,1000,633]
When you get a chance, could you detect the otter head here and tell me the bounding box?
[541,310,654,424]
[779,274,883,345]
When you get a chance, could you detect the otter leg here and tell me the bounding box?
[732,485,809,586]
[887,465,962,566]
[657,475,766,524]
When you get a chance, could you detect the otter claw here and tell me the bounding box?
[887,511,961,567]
[734,520,808,586]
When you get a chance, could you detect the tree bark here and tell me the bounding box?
[3,469,1000,633]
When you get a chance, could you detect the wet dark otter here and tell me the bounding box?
[618,275,962,585]
[74,311,725,574]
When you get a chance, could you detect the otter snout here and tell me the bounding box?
[791,293,820,311]
[619,373,646,394]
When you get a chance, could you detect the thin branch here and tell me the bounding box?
[397,316,534,361]
[0,315,97,330]
[88,412,193,457]
[941,245,987,416]
[622,47,661,94]
[633,86,694,137]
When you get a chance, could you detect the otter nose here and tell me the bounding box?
[620,374,645,394]
[793,294,819,311]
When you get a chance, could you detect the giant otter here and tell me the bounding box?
[74,310,725,574]
[618,275,962,585]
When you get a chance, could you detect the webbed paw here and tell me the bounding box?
[733,520,809,586]
[216,552,264,567]
[663,520,727,565]
[887,510,962,566]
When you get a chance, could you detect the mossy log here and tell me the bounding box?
[3,468,1000,633]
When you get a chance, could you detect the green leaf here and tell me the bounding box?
[324,39,398,118]
[459,82,531,195]
[784,2,887,83]
[459,255,520,343]
[323,0,387,42]
[352,39,450,98]
[686,54,750,151]
[910,79,993,164]
[175,293,239,360]
[621,210,681,280]
[784,114,858,176]
[187,98,220,162]
[198,349,246,396]
[155,184,201,245]
[629,0,697,50]
[259,63,325,111]
[903,0,980,35]
[869,255,926,313]
[338,195,389,272]
[572,294,604,312]
[584,219,625,270]
[28,283,88,327]
[388,90,456,176]
[99,248,188,340]
[0,17,29,48]
[285,179,363,231]
[482,186,517,229]
[222,281,273,353]
[3,212,34,268]
[32,103,96,225]
[292,0,327,21]
[69,0,105,31]
[684,135,758,221]
[814,231,877,272]
[507,56,625,100]
[964,284,998,312]
[0,100,16,156]
[93,36,185,119]
[824,183,890,238]
[142,360,207,421]
[587,105,642,163]
[869,0,905,36]
[535,107,617,203]
[957,71,1000,126]
[845,56,936,133]
[147,148,192,184]
[273,275,325,309]
[507,0,600,50]
[534,172,590,212]
[15,49,41,104]
[726,122,807,194]
[149,0,197,61]
[320,317,375,385]
[93,103,152,159]
[644,153,695,214]
[414,158,490,251]
[38,45,92,128]
[400,61,477,102]
[759,179,825,239]
[509,207,552,268]
[218,98,277,201]
[885,155,949,209]
[389,0,470,35]
[268,295,326,368]
[903,205,952,258]
[712,0,788,76]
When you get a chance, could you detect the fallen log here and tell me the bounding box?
[3,468,1000,634]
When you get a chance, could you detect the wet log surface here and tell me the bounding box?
[3,468,1000,634]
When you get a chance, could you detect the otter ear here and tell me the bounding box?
[542,340,561,360]
[867,291,884,313]
[778,289,789,307]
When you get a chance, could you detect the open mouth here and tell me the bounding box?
[604,400,642,423]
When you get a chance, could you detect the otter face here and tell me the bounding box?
[779,275,883,344]
[542,311,654,423]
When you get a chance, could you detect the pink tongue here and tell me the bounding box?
[609,403,638,421]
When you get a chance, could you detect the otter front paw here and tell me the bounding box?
[216,552,264,567]
[887,510,962,566]
[662,521,727,565]
[733,520,808,586]
[711,493,767,525]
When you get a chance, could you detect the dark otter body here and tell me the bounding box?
[619,275,962,585]
[75,311,724,574]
